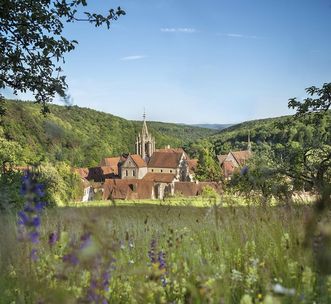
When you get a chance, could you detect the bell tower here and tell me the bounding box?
[135,111,155,161]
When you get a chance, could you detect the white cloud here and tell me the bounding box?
[220,33,260,39]
[120,55,146,61]
[161,28,197,33]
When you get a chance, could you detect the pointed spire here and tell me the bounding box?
[142,109,149,137]
[143,107,146,121]
[247,130,252,152]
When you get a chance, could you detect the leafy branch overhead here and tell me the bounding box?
[288,83,331,117]
[0,0,125,114]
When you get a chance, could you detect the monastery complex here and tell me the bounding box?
[76,116,252,202]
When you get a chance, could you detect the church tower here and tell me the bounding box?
[135,111,156,161]
[247,130,252,153]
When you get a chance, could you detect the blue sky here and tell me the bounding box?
[4,0,331,124]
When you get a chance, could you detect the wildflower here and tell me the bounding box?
[240,165,249,176]
[48,232,58,246]
[62,253,79,266]
[17,170,46,260]
[80,232,92,249]
[148,239,157,263]
[119,240,125,250]
[272,283,295,296]
[128,239,134,249]
[84,256,116,304]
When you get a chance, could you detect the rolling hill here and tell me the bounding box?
[0,100,217,167]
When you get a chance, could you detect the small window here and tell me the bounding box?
[133,170,136,176]
[125,170,128,176]
[151,169,154,172]
[161,169,163,173]
[170,170,173,173]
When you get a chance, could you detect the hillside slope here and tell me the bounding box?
[208,114,331,155]
[0,100,216,167]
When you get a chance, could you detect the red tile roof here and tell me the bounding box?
[103,179,154,200]
[156,148,185,153]
[100,157,120,167]
[75,168,89,179]
[217,150,252,167]
[130,154,147,168]
[231,150,251,165]
[75,166,119,182]
[143,173,176,183]
[148,150,183,168]
[217,155,227,165]
[222,161,236,178]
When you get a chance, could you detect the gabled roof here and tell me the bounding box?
[148,150,184,168]
[122,154,147,168]
[222,161,236,177]
[217,155,227,165]
[100,157,120,167]
[75,168,89,179]
[130,154,147,168]
[231,150,251,165]
[143,173,176,183]
[217,150,252,167]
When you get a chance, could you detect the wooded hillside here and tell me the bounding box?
[0,100,217,167]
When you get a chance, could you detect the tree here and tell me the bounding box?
[0,0,125,114]
[195,140,222,182]
[230,149,293,205]
[289,83,331,117]
[286,84,331,193]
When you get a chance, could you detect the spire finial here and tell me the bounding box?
[143,108,146,121]
[247,130,252,152]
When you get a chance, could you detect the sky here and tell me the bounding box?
[3,0,331,124]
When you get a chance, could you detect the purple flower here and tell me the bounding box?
[158,251,166,270]
[80,233,91,249]
[17,171,46,248]
[48,232,58,246]
[102,271,110,292]
[29,231,40,243]
[35,184,45,197]
[32,216,41,227]
[62,253,79,266]
[148,239,157,263]
[240,165,249,176]
[34,202,46,213]
[18,211,29,225]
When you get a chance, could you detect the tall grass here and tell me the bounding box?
[0,203,327,303]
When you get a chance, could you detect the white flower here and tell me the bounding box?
[272,283,295,296]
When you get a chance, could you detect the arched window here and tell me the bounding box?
[133,170,136,177]
[125,170,128,176]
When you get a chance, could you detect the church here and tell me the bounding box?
[76,115,252,201]
[77,115,205,201]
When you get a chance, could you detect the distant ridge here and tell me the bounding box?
[190,123,233,130]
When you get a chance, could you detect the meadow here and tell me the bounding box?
[0,201,327,304]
